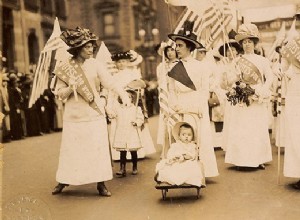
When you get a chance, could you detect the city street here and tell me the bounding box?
[2,116,300,220]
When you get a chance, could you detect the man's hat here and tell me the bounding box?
[60,27,98,54]
[168,20,202,49]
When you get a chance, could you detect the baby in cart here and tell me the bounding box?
[155,122,205,187]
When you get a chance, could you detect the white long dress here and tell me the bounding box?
[225,54,273,167]
[283,65,300,178]
[55,58,118,185]
[107,68,156,160]
[168,56,219,177]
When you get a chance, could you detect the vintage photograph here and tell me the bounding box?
[1,0,300,219]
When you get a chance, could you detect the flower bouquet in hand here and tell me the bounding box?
[226,80,255,106]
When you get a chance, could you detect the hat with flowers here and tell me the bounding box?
[60,27,98,54]
[235,23,260,44]
[111,51,132,61]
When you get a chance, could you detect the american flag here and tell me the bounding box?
[168,0,235,50]
[28,17,68,108]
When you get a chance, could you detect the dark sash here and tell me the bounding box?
[237,57,263,85]
[55,59,104,116]
[281,36,300,69]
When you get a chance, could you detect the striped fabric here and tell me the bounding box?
[169,0,234,49]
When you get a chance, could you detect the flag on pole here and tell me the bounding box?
[28,17,68,108]
[95,41,117,75]
[166,0,235,50]
[267,21,286,61]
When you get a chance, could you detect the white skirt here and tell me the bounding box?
[284,96,300,177]
[225,102,272,167]
[56,118,113,185]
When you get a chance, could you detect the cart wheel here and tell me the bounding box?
[196,188,200,199]
[162,189,167,200]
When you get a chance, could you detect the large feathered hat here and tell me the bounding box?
[60,27,98,54]
[218,30,242,56]
[168,20,202,49]
[235,23,260,43]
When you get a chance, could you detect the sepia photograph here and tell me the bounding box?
[1,0,300,219]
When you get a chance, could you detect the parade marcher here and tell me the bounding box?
[110,90,144,176]
[8,73,24,140]
[155,122,204,187]
[0,73,11,142]
[167,20,219,178]
[156,43,179,157]
[21,73,42,137]
[218,32,242,151]
[280,31,300,189]
[52,27,130,196]
[224,23,273,169]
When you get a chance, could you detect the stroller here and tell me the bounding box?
[155,112,206,200]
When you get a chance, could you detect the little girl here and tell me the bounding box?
[111,90,144,177]
[155,122,205,187]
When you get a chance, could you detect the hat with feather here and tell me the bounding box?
[168,20,202,49]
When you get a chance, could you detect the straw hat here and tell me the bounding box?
[235,23,260,43]
[168,20,203,49]
[60,27,98,55]
[171,122,196,142]
[128,50,143,66]
[197,45,207,53]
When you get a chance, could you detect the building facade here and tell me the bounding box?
[1,0,68,73]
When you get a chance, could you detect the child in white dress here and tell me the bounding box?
[155,122,205,187]
[111,90,144,177]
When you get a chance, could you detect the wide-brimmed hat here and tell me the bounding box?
[235,23,260,43]
[168,20,202,49]
[172,122,196,142]
[111,51,132,61]
[218,39,242,56]
[127,50,143,66]
[197,45,207,53]
[60,27,98,54]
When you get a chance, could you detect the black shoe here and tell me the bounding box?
[292,180,300,190]
[52,183,69,195]
[97,182,112,197]
[132,168,138,175]
[258,164,265,170]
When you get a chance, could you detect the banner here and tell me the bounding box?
[281,36,300,69]
[55,59,104,115]
[237,57,262,85]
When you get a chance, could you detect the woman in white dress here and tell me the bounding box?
[281,34,300,189]
[167,20,219,178]
[218,35,242,151]
[224,24,273,169]
[52,27,130,196]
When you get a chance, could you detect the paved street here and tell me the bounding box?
[2,115,300,220]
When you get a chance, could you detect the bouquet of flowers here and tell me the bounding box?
[226,80,255,106]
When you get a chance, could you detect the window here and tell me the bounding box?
[54,0,67,19]
[40,0,53,15]
[103,12,115,37]
[24,0,39,12]
[28,30,40,65]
